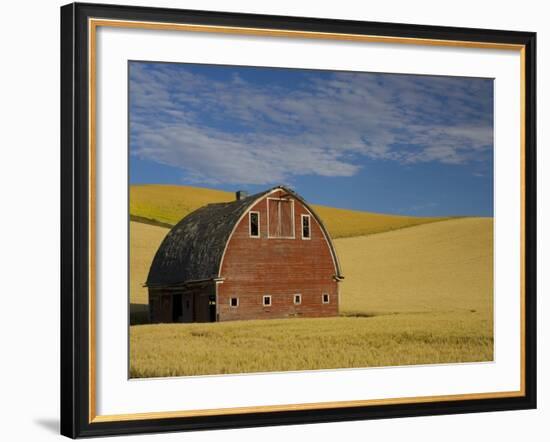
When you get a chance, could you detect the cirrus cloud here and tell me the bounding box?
[129,62,493,185]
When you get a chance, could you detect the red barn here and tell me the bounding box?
[146,186,343,323]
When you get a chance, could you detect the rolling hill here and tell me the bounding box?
[336,217,493,316]
[130,184,450,239]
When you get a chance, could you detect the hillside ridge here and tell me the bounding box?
[130,184,456,239]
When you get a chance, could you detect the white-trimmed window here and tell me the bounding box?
[249,211,260,238]
[322,293,330,304]
[294,294,302,305]
[230,297,239,308]
[301,214,311,239]
[263,295,272,307]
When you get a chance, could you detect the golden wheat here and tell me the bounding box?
[130,221,168,307]
[129,217,493,377]
[335,217,494,316]
[130,312,493,377]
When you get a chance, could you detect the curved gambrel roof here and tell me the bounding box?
[146,186,343,288]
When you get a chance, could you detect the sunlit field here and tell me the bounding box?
[130,311,493,378]
[129,205,493,377]
[336,217,493,317]
[129,221,169,324]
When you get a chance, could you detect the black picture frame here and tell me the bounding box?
[60,2,537,438]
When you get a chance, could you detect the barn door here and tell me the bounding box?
[268,199,279,237]
[268,198,294,238]
[180,294,194,322]
[160,295,172,323]
[208,295,216,322]
[172,294,182,322]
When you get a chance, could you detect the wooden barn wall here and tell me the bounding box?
[218,189,339,321]
[149,282,216,323]
[148,288,171,324]
[184,282,216,323]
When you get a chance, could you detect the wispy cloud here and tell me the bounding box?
[129,63,493,185]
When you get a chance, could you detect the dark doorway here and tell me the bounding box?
[172,294,182,322]
[208,295,216,322]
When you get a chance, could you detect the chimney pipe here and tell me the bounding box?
[236,190,248,201]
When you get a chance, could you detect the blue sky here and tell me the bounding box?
[129,61,494,217]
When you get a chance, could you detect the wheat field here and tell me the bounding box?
[130,312,493,378]
[337,217,493,316]
[130,221,168,307]
[129,213,493,377]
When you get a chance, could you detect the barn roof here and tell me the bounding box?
[146,186,342,288]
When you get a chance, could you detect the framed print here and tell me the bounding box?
[60,2,537,438]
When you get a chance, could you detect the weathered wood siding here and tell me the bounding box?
[149,289,172,323]
[149,282,216,323]
[218,189,339,321]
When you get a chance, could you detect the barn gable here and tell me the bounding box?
[146,186,343,288]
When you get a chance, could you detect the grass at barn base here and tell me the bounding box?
[130,312,493,377]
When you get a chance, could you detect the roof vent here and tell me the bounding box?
[236,190,248,201]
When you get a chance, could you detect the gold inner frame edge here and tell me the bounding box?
[87,17,527,423]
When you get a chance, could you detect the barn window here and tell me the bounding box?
[249,211,260,238]
[301,214,311,239]
[294,294,302,305]
[268,198,295,238]
[263,295,272,306]
[322,293,330,304]
[230,297,239,308]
